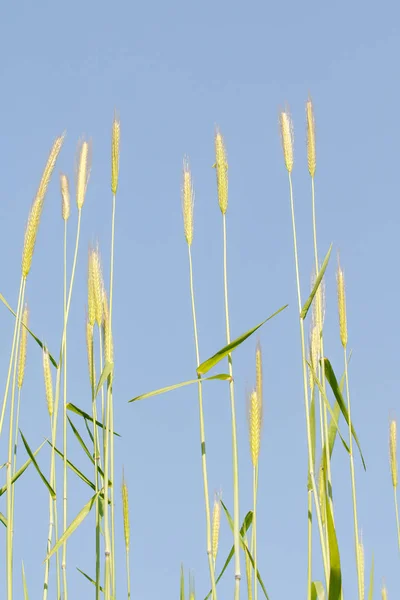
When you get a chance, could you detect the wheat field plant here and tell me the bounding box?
[0,98,399,600]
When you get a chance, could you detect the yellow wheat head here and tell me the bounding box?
[111,112,121,195]
[211,491,221,565]
[60,173,70,221]
[389,419,397,489]
[306,97,316,177]
[42,347,54,418]
[214,129,228,214]
[121,471,130,552]
[182,158,194,246]
[103,290,114,364]
[336,260,348,348]
[248,388,263,466]
[279,110,294,173]
[18,304,29,389]
[76,139,91,210]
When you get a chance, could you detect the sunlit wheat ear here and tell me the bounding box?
[336,259,348,348]
[18,304,29,389]
[381,582,388,600]
[389,419,398,489]
[21,133,65,278]
[102,290,114,363]
[111,112,121,195]
[86,318,96,390]
[358,532,365,600]
[306,97,316,177]
[211,492,221,564]
[189,571,195,600]
[60,173,70,221]
[121,470,130,552]
[308,325,320,390]
[279,109,294,173]
[311,271,325,335]
[182,157,194,246]
[248,389,263,466]
[214,129,228,214]
[75,139,92,210]
[91,246,105,327]
[42,347,54,418]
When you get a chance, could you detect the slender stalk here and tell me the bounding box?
[307,490,312,600]
[109,192,117,600]
[394,487,400,551]
[222,213,241,600]
[126,546,131,599]
[187,245,217,600]
[92,328,101,600]
[62,213,68,600]
[252,465,258,600]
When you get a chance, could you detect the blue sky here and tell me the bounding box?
[1,0,399,598]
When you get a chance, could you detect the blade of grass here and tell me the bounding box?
[300,244,332,320]
[22,562,29,600]
[0,440,46,497]
[66,403,120,436]
[311,582,325,600]
[326,487,341,600]
[19,431,56,499]
[76,568,105,593]
[367,554,374,600]
[94,361,114,398]
[128,374,231,403]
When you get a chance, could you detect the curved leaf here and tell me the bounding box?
[66,403,120,436]
[95,361,114,398]
[0,440,46,497]
[311,581,325,600]
[300,244,332,320]
[128,374,231,403]
[19,431,55,499]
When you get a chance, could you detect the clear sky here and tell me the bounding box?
[1,1,399,598]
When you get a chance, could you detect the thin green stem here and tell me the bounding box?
[188,245,217,600]
[394,487,400,551]
[93,329,101,600]
[126,547,131,599]
[307,491,312,600]
[222,213,241,600]
[62,217,68,600]
[287,173,329,589]
[252,465,258,600]
[343,347,362,600]
[109,192,116,600]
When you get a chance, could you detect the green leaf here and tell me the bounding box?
[76,568,104,593]
[95,361,114,398]
[0,440,46,497]
[311,581,325,600]
[45,492,99,561]
[128,374,232,403]
[19,431,56,499]
[67,417,95,464]
[300,244,332,319]
[367,554,374,600]
[22,562,29,600]
[0,512,7,527]
[180,564,185,600]
[323,358,366,470]
[197,305,288,375]
[66,403,120,436]
[46,440,95,491]
[0,292,58,368]
[326,486,341,600]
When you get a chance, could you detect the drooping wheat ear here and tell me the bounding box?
[103,290,114,363]
[60,173,70,221]
[91,246,105,326]
[279,110,294,173]
[42,347,54,418]
[211,492,221,564]
[248,389,263,467]
[214,129,228,214]
[18,304,29,389]
[86,319,96,390]
[336,260,348,348]
[111,113,121,195]
[381,582,388,600]
[306,97,316,178]
[358,532,365,600]
[76,139,92,210]
[182,157,194,246]
[389,419,398,489]
[22,134,65,277]
[121,470,130,552]
[87,250,96,327]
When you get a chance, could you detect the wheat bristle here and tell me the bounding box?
[76,139,91,210]
[121,471,130,552]
[214,129,228,214]
[306,97,316,177]
[279,110,294,173]
[389,419,397,489]
[182,158,194,246]
[336,261,348,348]
[60,173,70,221]
[111,113,121,195]
[18,304,29,389]
[42,347,54,417]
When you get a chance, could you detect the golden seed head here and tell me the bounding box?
[76,139,91,210]
[308,324,320,389]
[90,246,105,327]
[121,471,130,552]
[214,129,228,214]
[389,419,397,489]
[358,533,365,600]
[86,318,96,391]
[102,290,114,364]
[21,134,65,278]
[18,304,29,389]
[111,113,121,195]
[182,158,194,246]
[311,272,325,336]
[306,97,316,177]
[42,347,54,418]
[60,173,70,221]
[381,583,388,600]
[248,388,263,466]
[211,492,221,564]
[279,110,294,173]
[336,262,348,348]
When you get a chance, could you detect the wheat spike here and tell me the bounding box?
[18,304,29,389]
[189,571,195,600]
[121,470,130,552]
[91,246,105,327]
[103,290,114,364]
[86,319,96,391]
[21,133,65,277]
[336,261,348,348]
[76,139,91,210]
[358,532,365,600]
[381,582,388,600]
[214,129,228,214]
[211,492,221,564]
[42,347,54,417]
[111,112,121,195]
[248,389,262,466]
[60,173,70,221]
[306,97,316,177]
[182,158,194,246]
[279,110,294,173]
[389,419,397,489]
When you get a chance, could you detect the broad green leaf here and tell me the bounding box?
[180,564,185,600]
[95,361,114,398]
[0,512,6,527]
[129,374,232,403]
[22,562,29,600]
[66,403,120,436]
[19,431,56,499]
[326,486,341,600]
[367,554,374,600]
[76,567,104,592]
[0,292,58,367]
[300,244,332,319]
[0,440,46,497]
[197,305,288,376]
[45,492,99,561]
[323,358,366,470]
[311,581,325,600]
